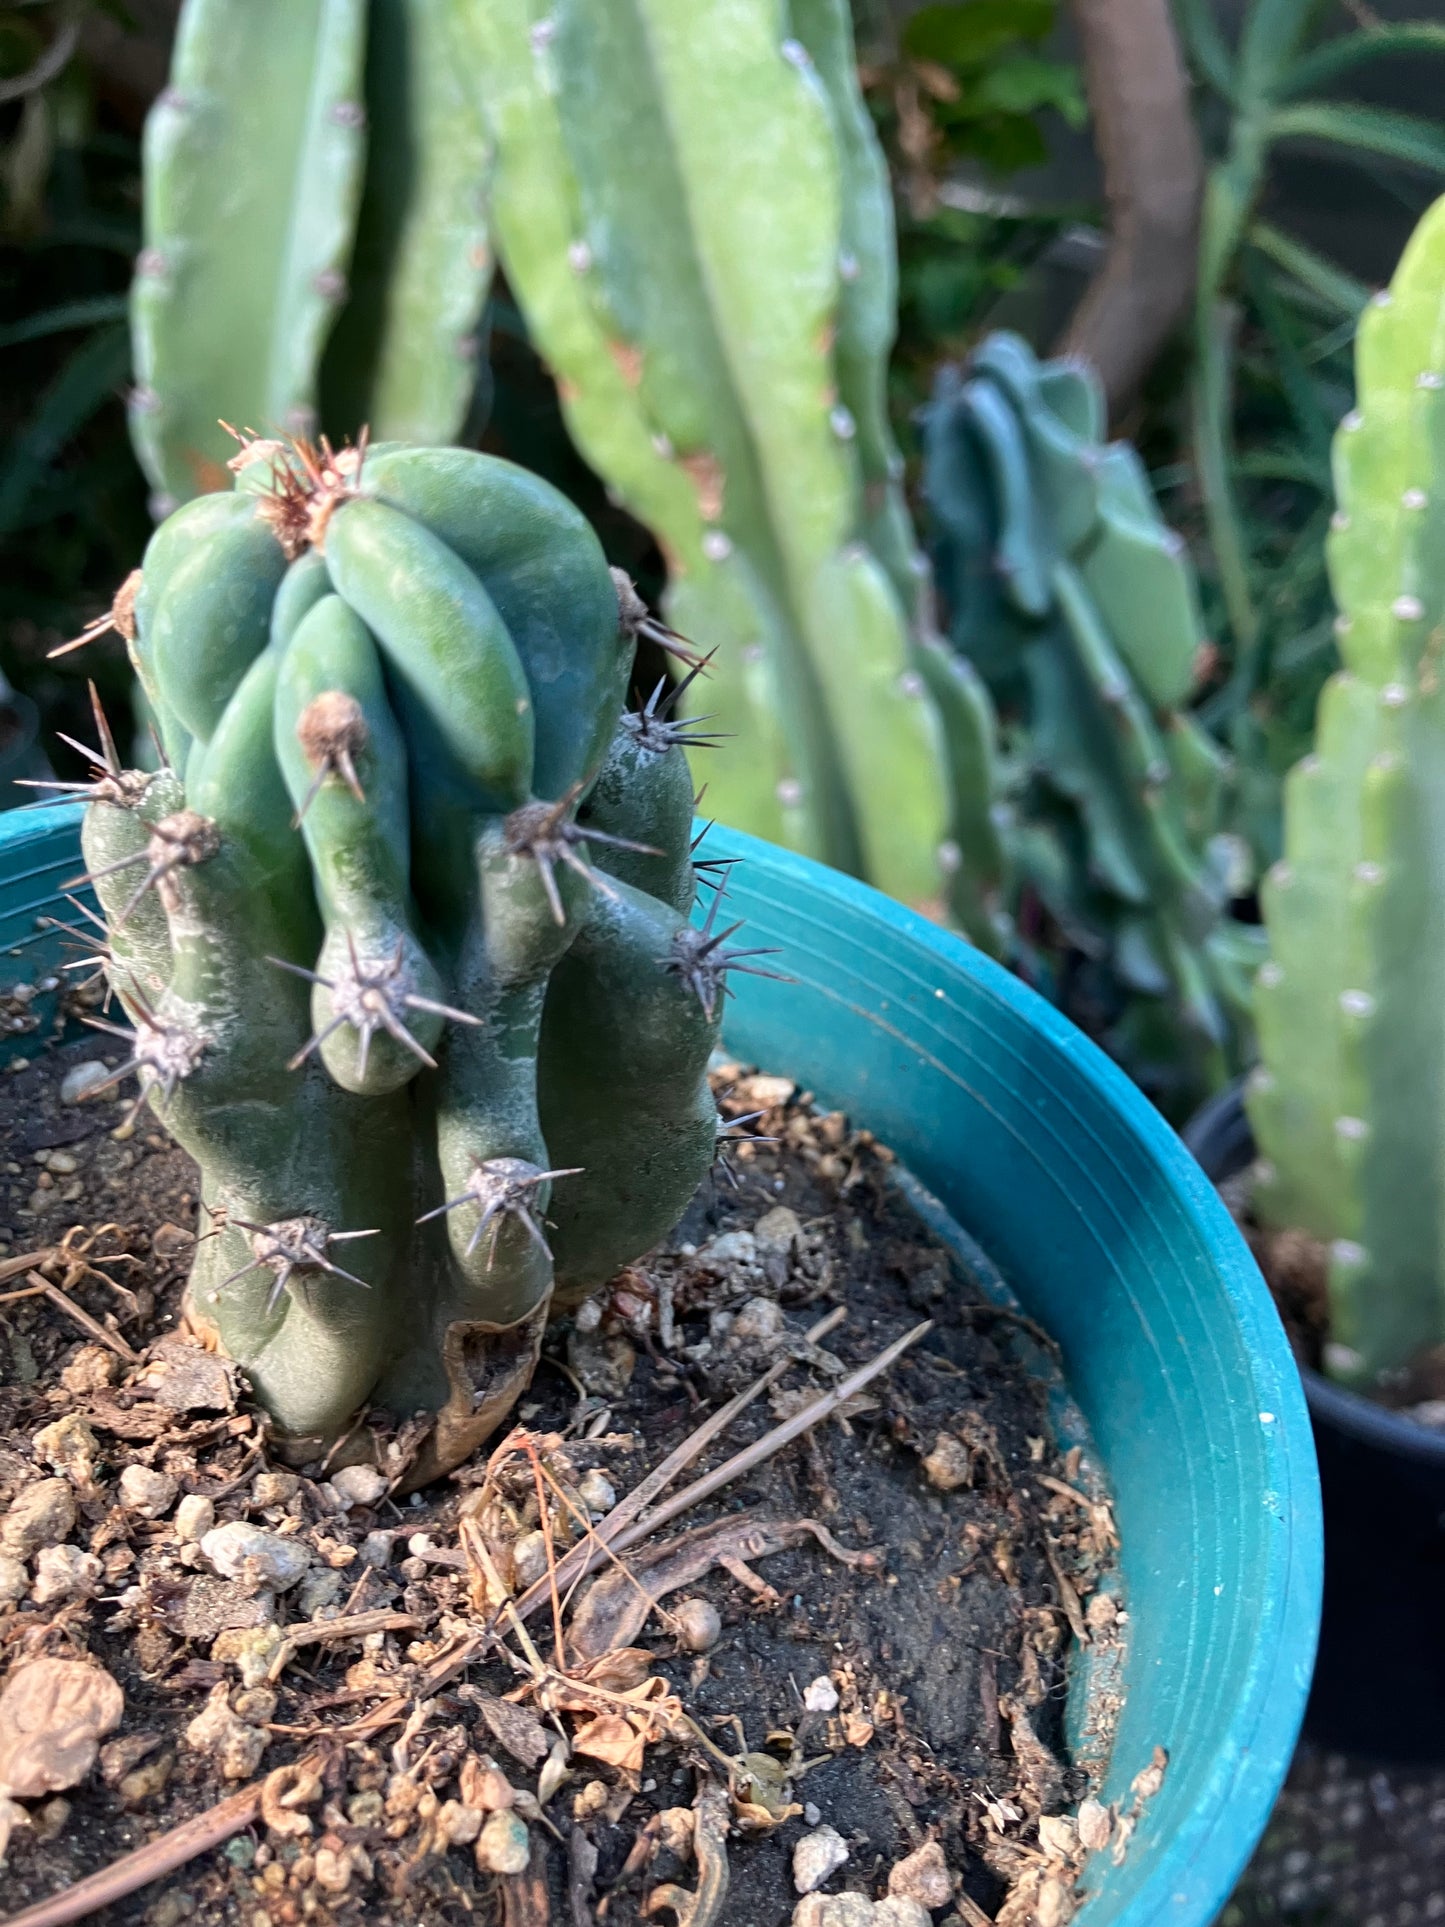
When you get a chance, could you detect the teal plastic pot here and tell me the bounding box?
[0,805,1320,1926]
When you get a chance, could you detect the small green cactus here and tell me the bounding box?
[923,333,1263,1104]
[68,436,757,1478]
[131,0,491,510]
[1249,193,1445,1385]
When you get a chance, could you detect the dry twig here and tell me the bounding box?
[513,1316,927,1629]
[0,1751,323,1927]
[512,1306,846,1625]
[264,1609,424,1683]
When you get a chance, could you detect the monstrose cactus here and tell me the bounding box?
[1249,193,1445,1385]
[70,438,755,1479]
[924,333,1263,1104]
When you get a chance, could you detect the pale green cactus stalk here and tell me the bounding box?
[60,436,760,1481]
[131,0,491,511]
[924,334,1264,1102]
[1248,193,1445,1385]
[459,0,1003,938]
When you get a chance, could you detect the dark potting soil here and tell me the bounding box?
[0,1033,1131,1927]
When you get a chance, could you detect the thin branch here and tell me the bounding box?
[0,1750,324,1927]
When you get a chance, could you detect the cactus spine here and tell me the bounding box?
[79,436,751,1478]
[131,0,491,510]
[923,334,1263,1099]
[1249,194,1445,1384]
[461,0,996,931]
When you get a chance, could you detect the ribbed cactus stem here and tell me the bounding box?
[460,0,966,925]
[1249,193,1445,1384]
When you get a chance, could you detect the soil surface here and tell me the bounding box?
[0,1033,1128,1927]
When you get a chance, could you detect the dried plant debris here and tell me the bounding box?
[0,1040,1144,1926]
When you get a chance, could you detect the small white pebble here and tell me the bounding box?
[31,1543,102,1605]
[578,1469,616,1516]
[803,1675,840,1714]
[475,1809,530,1875]
[201,1522,311,1592]
[173,1493,214,1544]
[330,1464,389,1509]
[793,1824,849,1895]
[60,1060,111,1104]
[119,1465,178,1518]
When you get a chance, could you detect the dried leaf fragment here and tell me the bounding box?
[472,1693,550,1770]
[1076,1796,1112,1853]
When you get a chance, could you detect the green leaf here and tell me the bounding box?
[1280,23,1445,100]
[941,113,1050,174]
[1247,221,1369,318]
[1242,250,1333,465]
[1237,0,1318,104]
[0,294,129,350]
[1175,0,1236,99]
[1267,101,1445,174]
[903,0,1055,69]
[0,323,130,537]
[974,55,1086,125]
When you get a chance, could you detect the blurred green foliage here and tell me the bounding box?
[1169,0,1445,869]
[0,1,150,773]
[854,0,1086,409]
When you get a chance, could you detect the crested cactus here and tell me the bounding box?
[459,0,1006,940]
[131,0,491,511]
[1248,193,1445,1385]
[923,333,1264,1101]
[69,436,751,1479]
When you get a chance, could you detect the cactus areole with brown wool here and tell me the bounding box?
[62,433,774,1482]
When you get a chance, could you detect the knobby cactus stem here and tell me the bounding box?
[73,432,759,1482]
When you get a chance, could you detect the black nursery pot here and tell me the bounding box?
[1185,1085,1445,1764]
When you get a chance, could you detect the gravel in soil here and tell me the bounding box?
[0,1036,1132,1927]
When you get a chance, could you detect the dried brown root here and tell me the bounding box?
[502,1829,553,1927]
[641,1782,729,1927]
[567,1512,877,1663]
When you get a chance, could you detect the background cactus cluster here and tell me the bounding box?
[76,435,754,1475]
[123,0,1266,1105]
[1249,195,1445,1386]
[923,334,1265,1105]
[126,0,1010,952]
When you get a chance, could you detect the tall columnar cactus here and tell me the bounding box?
[458,0,1005,946]
[131,0,491,510]
[923,333,1264,1099]
[72,437,748,1479]
[1248,194,1445,1385]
